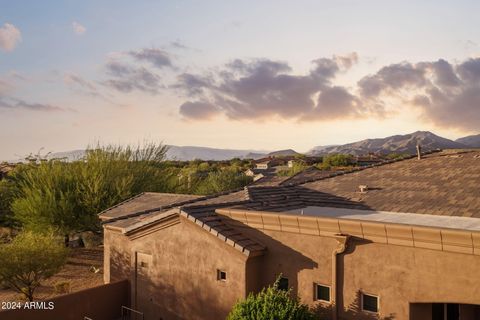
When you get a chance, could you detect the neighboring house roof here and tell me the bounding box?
[101,149,480,257]
[99,192,202,221]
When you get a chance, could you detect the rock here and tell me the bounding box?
[80,231,102,248]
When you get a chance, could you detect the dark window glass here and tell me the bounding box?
[315,284,330,302]
[362,294,378,313]
[278,277,289,291]
[217,270,227,281]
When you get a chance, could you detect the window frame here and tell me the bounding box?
[217,269,227,281]
[314,283,331,303]
[361,292,379,314]
[277,277,289,291]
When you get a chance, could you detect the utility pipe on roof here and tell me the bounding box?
[332,234,349,320]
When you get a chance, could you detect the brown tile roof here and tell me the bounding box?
[301,150,480,217]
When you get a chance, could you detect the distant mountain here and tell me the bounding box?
[244,152,266,160]
[456,134,480,148]
[47,146,270,162]
[308,131,467,156]
[165,146,268,161]
[267,149,300,157]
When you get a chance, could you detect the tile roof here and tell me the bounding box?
[300,150,480,217]
[98,192,202,220]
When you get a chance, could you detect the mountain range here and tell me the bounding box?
[308,131,473,156]
[6,131,479,162]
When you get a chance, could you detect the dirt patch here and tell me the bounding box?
[0,247,104,302]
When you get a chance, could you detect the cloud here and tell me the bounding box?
[104,60,161,94]
[179,101,219,120]
[0,23,22,52]
[101,47,174,94]
[174,54,361,121]
[129,48,172,69]
[0,97,64,112]
[358,58,480,131]
[72,21,86,35]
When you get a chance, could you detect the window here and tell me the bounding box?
[314,284,331,302]
[278,277,289,291]
[362,293,379,313]
[217,269,227,281]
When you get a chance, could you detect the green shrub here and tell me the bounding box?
[227,277,317,320]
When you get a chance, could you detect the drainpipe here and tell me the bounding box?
[332,234,350,320]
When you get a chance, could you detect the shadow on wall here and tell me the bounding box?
[313,291,395,320]
[110,248,131,282]
[244,228,320,296]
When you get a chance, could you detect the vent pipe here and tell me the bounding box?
[416,144,422,160]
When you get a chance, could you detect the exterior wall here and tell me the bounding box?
[236,224,480,320]
[105,216,249,320]
[0,280,129,320]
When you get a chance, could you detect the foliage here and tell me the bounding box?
[10,143,171,233]
[278,161,309,177]
[227,277,317,320]
[0,231,68,301]
[0,142,254,232]
[319,154,353,169]
[0,179,15,227]
[385,152,409,160]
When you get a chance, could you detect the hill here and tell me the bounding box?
[308,131,466,156]
[456,134,480,148]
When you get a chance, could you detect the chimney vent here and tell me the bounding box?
[416,144,422,160]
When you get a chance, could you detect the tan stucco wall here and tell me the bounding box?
[105,216,248,320]
[236,224,480,320]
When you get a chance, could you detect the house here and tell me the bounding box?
[100,150,480,320]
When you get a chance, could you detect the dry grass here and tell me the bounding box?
[0,247,104,302]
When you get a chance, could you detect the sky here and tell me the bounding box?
[1,0,480,160]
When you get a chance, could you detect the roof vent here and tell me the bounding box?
[358,185,369,193]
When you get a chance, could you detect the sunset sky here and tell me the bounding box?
[1,0,480,160]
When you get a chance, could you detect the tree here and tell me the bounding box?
[0,231,68,301]
[227,277,317,320]
[11,142,172,233]
[320,154,353,169]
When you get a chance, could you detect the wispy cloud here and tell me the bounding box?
[72,21,86,35]
[0,97,64,112]
[0,23,22,52]
[101,47,174,94]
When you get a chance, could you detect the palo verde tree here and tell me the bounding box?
[227,277,317,320]
[0,231,68,301]
[10,142,171,233]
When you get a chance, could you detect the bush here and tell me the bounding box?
[227,277,317,320]
[0,231,68,301]
[320,154,353,169]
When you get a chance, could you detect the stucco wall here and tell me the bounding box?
[105,216,249,320]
